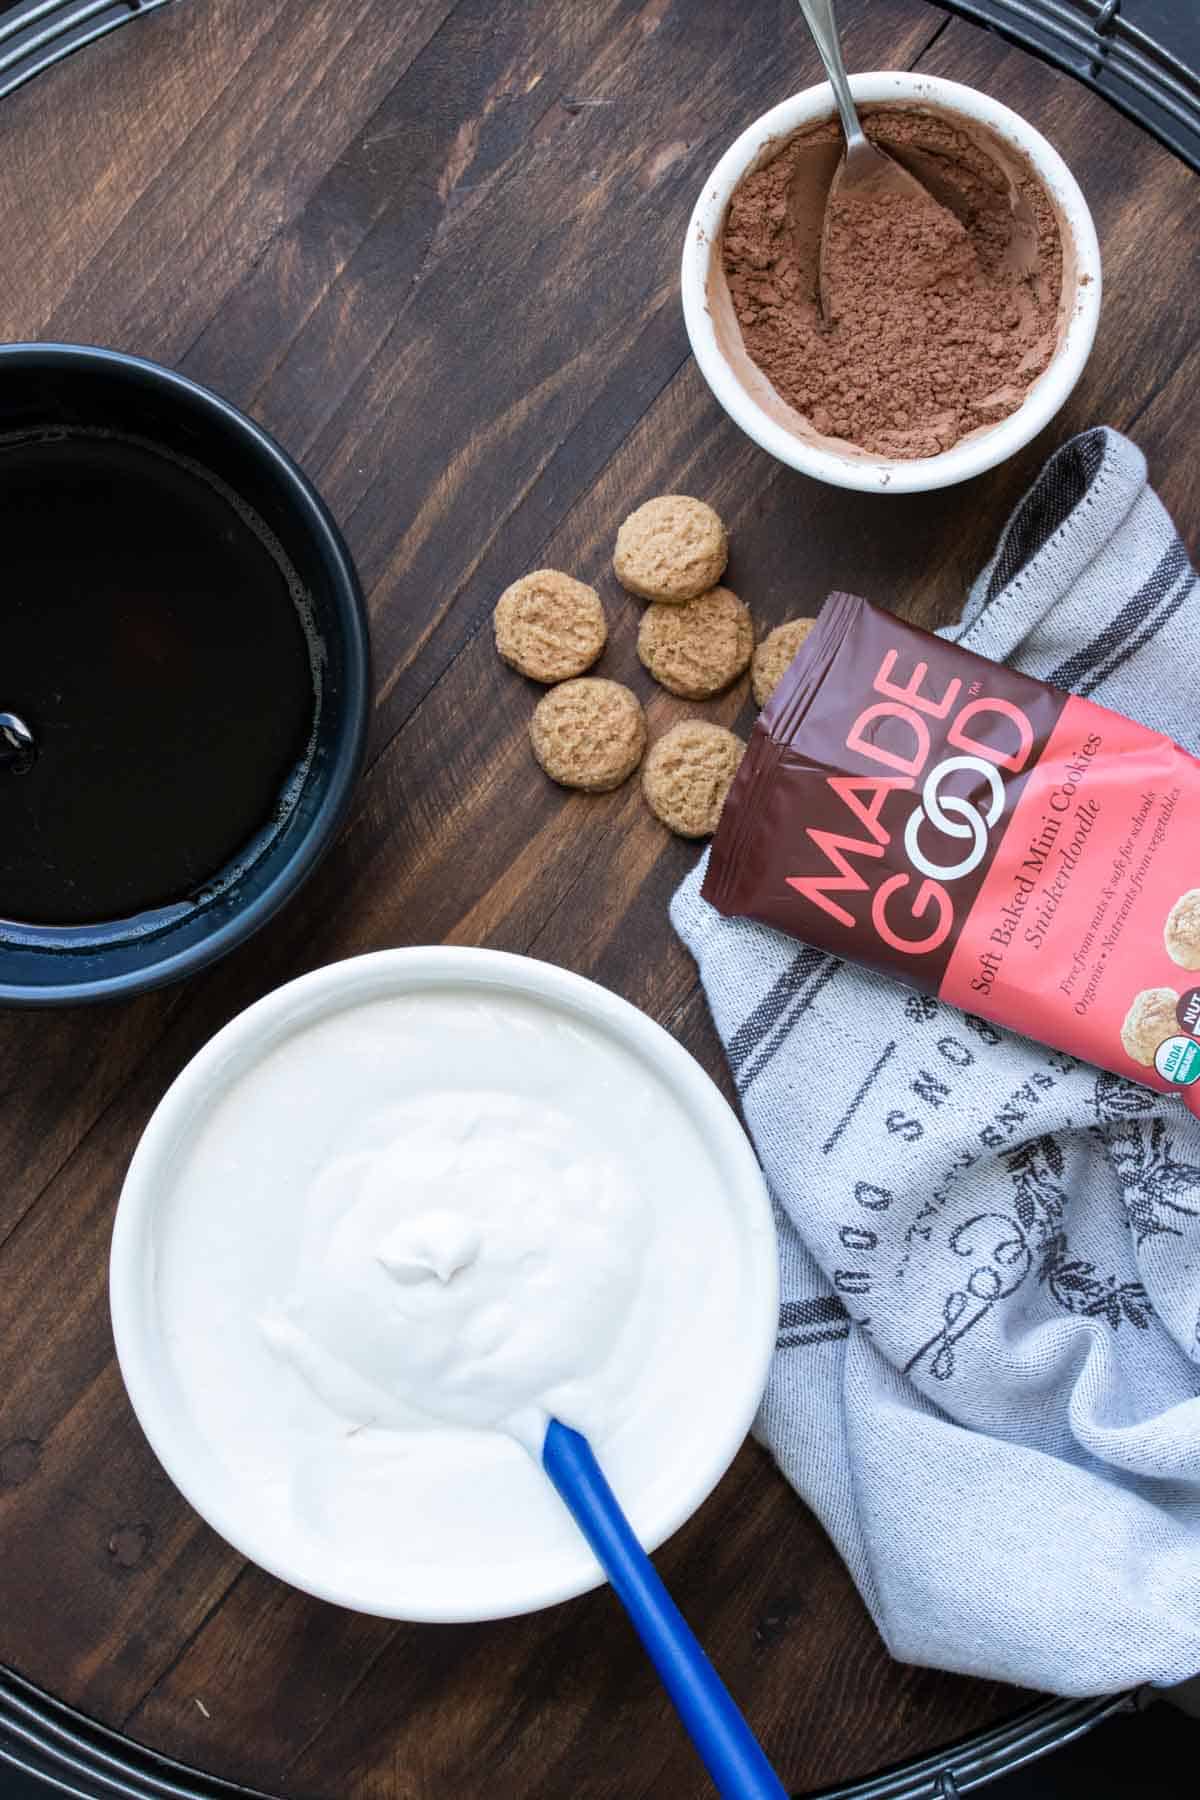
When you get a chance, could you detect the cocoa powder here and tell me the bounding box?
[722,108,1064,459]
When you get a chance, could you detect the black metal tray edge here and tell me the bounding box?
[0,0,176,104]
[0,1662,1136,1799]
[932,0,1200,173]
[3,2,1199,176]
[0,0,1190,1795]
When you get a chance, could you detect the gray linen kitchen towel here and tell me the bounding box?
[671,428,1200,1696]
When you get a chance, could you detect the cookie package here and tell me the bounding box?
[704,590,1200,1115]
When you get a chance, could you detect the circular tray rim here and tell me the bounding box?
[0,0,1185,1794]
[2,1,1196,173]
[0,1663,1136,1798]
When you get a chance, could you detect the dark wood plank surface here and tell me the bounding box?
[0,2,1197,1794]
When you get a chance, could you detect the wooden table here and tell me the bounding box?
[0,2,1196,1794]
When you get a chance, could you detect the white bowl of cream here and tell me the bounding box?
[110,948,778,1621]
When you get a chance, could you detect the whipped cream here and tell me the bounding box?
[257,1088,651,1447]
[149,980,764,1617]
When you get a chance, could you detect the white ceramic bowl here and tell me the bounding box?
[110,947,778,1622]
[681,73,1101,494]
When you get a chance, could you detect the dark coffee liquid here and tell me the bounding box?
[0,432,317,926]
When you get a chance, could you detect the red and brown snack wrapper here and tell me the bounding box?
[705,592,1200,1112]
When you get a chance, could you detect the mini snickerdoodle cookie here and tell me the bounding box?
[637,586,753,699]
[530,678,646,792]
[613,496,728,603]
[1164,890,1200,971]
[751,617,817,707]
[1120,987,1179,1067]
[642,720,745,838]
[494,569,606,683]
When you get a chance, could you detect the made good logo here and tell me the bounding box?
[786,648,1034,957]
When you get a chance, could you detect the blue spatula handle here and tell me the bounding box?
[543,1420,788,1799]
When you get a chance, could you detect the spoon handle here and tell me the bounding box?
[543,1420,788,1799]
[795,0,867,155]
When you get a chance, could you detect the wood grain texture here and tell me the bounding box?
[0,1,1196,1794]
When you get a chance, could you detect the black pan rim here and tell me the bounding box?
[0,340,372,1006]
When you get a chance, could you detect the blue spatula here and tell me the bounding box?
[543,1419,789,1799]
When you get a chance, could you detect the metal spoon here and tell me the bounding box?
[795,0,966,313]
